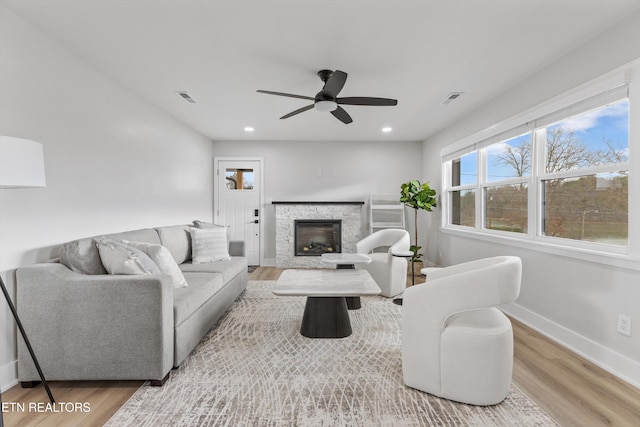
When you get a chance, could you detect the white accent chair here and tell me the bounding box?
[355,229,410,297]
[402,256,522,405]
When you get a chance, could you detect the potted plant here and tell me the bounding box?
[400,180,437,277]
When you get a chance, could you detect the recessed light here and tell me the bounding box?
[244,127,254,132]
[382,127,392,133]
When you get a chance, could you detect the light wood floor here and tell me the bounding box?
[3,267,639,426]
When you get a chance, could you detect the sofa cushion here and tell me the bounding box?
[173,273,225,326]
[180,257,247,283]
[190,227,230,263]
[59,228,161,275]
[156,225,192,264]
[123,240,188,288]
[96,239,162,275]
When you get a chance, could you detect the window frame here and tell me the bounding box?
[441,73,637,269]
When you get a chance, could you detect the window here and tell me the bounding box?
[443,87,629,251]
[484,133,531,233]
[225,168,254,190]
[451,189,475,226]
[452,151,478,186]
[486,133,531,181]
[540,100,629,245]
[449,152,477,226]
[543,172,627,244]
[543,100,629,174]
[486,183,528,233]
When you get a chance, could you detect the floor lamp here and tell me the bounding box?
[0,136,55,424]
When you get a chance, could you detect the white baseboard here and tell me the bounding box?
[502,302,640,389]
[1,359,18,393]
[422,258,439,268]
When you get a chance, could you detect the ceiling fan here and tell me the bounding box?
[257,69,397,124]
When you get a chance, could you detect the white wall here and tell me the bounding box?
[211,140,423,264]
[0,6,214,391]
[422,10,640,387]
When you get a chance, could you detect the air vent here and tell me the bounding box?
[177,91,197,104]
[441,92,464,105]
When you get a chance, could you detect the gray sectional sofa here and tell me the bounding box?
[16,224,247,386]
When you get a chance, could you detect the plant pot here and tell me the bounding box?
[407,260,426,285]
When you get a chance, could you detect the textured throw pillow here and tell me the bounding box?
[97,239,162,275]
[59,239,108,275]
[190,226,230,263]
[123,240,188,288]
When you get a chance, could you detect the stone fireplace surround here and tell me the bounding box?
[274,201,364,268]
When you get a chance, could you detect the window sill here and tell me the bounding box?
[441,226,640,271]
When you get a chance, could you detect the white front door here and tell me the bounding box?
[214,158,262,266]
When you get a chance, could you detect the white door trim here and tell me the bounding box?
[214,156,265,265]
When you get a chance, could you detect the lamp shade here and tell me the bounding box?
[0,136,46,188]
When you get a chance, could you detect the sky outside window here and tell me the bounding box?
[452,152,477,186]
[546,99,628,173]
[487,133,531,181]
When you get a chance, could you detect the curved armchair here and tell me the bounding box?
[402,256,522,405]
[355,229,410,297]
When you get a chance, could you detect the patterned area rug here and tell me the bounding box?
[106,281,558,426]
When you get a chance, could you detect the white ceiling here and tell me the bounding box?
[4,0,640,142]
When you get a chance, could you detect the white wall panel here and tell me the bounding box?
[0,6,214,390]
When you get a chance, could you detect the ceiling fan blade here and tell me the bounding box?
[280,104,315,119]
[257,90,314,101]
[323,70,348,97]
[331,106,353,124]
[337,97,398,106]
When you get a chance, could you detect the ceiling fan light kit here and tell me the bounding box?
[257,69,397,124]
[314,100,338,112]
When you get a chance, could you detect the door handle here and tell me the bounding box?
[254,219,259,224]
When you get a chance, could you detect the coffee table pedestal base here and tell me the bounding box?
[301,297,352,338]
[345,297,361,310]
[336,264,362,310]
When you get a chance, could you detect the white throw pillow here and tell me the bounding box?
[192,220,230,242]
[123,240,188,288]
[190,226,230,263]
[96,239,162,275]
[192,220,227,229]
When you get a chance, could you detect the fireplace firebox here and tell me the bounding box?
[294,220,342,256]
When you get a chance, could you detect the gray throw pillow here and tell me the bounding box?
[59,239,108,275]
[97,239,162,275]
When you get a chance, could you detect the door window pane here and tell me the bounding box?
[485,184,528,233]
[543,172,627,245]
[545,99,629,174]
[225,168,254,190]
[486,133,531,181]
[450,189,475,226]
